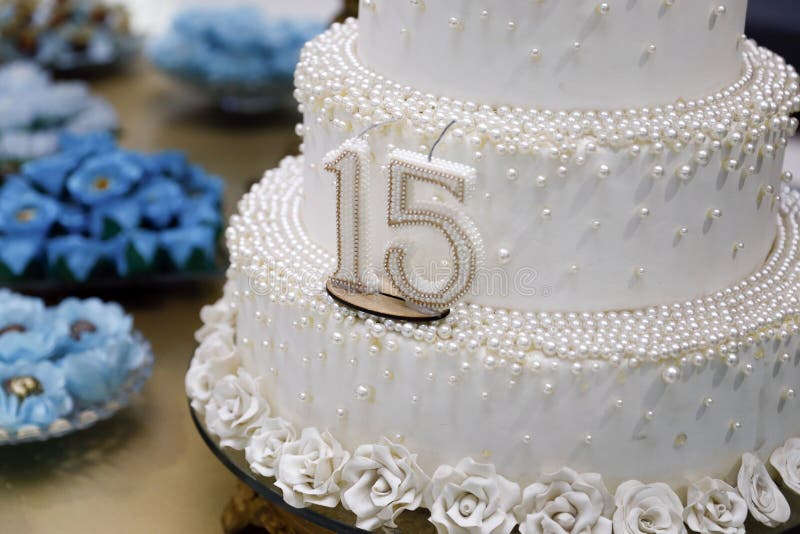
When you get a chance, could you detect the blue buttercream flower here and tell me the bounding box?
[46,235,109,282]
[0,179,60,236]
[0,291,65,362]
[51,297,133,353]
[0,360,73,431]
[137,178,185,228]
[66,151,144,205]
[89,196,140,238]
[160,225,216,268]
[58,336,147,404]
[20,151,82,196]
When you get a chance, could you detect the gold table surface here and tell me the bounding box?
[0,62,298,534]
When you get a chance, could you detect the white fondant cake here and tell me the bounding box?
[189,1,800,532]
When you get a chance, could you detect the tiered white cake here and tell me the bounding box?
[188,1,800,532]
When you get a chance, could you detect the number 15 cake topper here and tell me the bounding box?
[323,121,484,320]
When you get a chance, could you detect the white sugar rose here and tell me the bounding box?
[195,297,235,342]
[513,467,613,534]
[683,477,747,534]
[770,437,800,495]
[341,437,430,530]
[245,417,296,478]
[194,329,237,365]
[426,457,521,534]
[737,452,790,527]
[204,368,269,450]
[275,427,350,508]
[185,349,240,412]
[613,480,686,534]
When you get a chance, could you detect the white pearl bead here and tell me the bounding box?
[354,384,373,401]
[651,165,665,179]
[661,366,680,384]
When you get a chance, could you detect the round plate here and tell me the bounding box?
[0,332,154,446]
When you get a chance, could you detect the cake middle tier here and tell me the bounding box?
[295,21,799,312]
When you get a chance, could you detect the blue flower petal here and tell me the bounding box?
[127,229,159,265]
[58,132,116,159]
[56,203,87,233]
[51,297,133,353]
[0,295,65,363]
[159,225,216,268]
[89,197,141,238]
[0,236,43,275]
[46,235,109,282]
[137,178,185,228]
[58,336,143,404]
[20,152,81,196]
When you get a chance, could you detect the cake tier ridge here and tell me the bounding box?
[357,0,748,108]
[295,20,800,312]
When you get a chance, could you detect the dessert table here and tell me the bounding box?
[0,60,298,534]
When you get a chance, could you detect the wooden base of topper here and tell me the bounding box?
[326,279,450,322]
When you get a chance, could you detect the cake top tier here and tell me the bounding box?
[357,0,747,109]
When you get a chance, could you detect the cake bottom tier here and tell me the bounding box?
[189,157,800,532]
